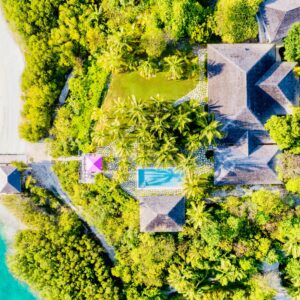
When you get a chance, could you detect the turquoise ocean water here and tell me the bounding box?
[0,225,36,300]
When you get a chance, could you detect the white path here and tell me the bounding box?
[0,10,25,154]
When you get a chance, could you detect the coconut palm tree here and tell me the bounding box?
[164,55,185,80]
[283,224,300,258]
[186,201,211,229]
[200,120,223,146]
[156,137,178,167]
[128,95,146,124]
[183,171,210,199]
[138,60,158,79]
[88,4,103,25]
[172,110,192,133]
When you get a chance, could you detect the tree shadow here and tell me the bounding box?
[207,60,225,78]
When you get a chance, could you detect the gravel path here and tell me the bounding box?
[175,47,207,105]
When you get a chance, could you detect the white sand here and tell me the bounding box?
[0,9,50,162]
[0,9,25,155]
[0,200,25,243]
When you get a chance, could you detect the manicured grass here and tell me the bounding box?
[103,71,198,109]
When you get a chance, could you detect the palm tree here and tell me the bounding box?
[183,171,210,199]
[283,224,300,258]
[151,114,171,139]
[199,120,223,146]
[156,137,178,167]
[128,95,146,125]
[176,154,197,174]
[98,50,126,73]
[88,4,103,26]
[172,110,192,133]
[164,55,185,80]
[186,201,211,229]
[138,60,157,79]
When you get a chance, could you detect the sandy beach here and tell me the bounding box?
[0,9,25,155]
[0,199,25,242]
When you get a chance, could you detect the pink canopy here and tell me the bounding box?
[85,155,103,173]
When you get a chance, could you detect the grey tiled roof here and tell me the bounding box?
[214,132,281,185]
[257,62,299,113]
[139,196,185,232]
[0,166,21,194]
[208,43,299,185]
[208,44,276,142]
[260,0,300,42]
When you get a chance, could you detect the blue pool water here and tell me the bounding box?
[137,168,184,189]
[0,226,36,300]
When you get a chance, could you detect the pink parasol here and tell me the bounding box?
[85,155,103,173]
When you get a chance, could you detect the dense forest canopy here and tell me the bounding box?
[2,186,120,300]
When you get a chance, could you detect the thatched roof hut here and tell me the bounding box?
[139,196,185,232]
[0,166,21,194]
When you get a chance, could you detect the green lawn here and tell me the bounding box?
[103,71,198,109]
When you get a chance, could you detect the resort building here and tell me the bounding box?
[0,165,21,194]
[208,43,299,185]
[258,0,300,43]
[139,195,185,232]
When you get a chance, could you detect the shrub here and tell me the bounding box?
[214,0,262,43]
[284,22,300,63]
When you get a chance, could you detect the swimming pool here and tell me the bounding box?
[137,168,184,189]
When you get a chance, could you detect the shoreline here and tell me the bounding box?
[0,6,26,155]
[0,199,25,244]
[0,198,41,300]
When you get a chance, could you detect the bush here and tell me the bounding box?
[214,0,262,43]
[284,22,300,63]
[265,108,300,154]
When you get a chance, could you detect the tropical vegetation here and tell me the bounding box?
[54,161,300,299]
[92,97,222,181]
[214,0,262,43]
[285,22,300,63]
[265,108,300,195]
[1,185,120,300]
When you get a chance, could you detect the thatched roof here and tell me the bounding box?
[208,44,276,141]
[257,62,299,113]
[260,0,300,42]
[214,132,281,185]
[139,196,185,232]
[0,166,21,194]
[208,44,299,185]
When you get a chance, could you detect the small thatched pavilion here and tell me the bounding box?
[0,166,21,194]
[139,196,185,232]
